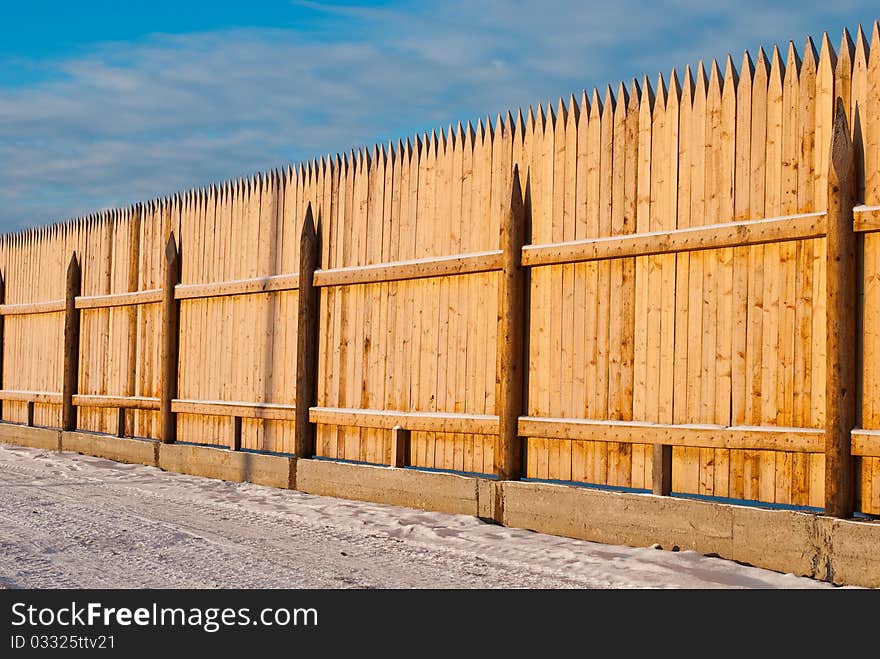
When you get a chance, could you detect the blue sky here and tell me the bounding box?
[0,1,877,231]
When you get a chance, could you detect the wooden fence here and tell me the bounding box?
[1,24,879,517]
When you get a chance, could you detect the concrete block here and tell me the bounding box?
[500,480,735,551]
[814,516,880,587]
[295,459,478,517]
[61,431,158,467]
[0,423,61,451]
[728,505,817,577]
[158,442,295,489]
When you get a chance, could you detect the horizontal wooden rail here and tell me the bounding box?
[0,300,66,316]
[172,399,296,421]
[853,205,880,233]
[309,407,500,435]
[174,273,299,301]
[72,394,160,410]
[850,429,880,457]
[0,389,63,404]
[313,251,503,287]
[521,212,827,267]
[517,417,825,453]
[75,289,162,310]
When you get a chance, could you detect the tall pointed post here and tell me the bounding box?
[825,97,857,518]
[295,204,320,459]
[160,234,180,444]
[495,165,527,481]
[62,253,81,431]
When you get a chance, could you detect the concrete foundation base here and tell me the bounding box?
[1,423,878,587]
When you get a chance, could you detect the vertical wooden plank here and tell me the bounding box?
[124,205,141,438]
[481,116,500,475]
[686,64,708,494]
[568,95,586,483]
[561,98,578,482]
[367,149,386,464]
[662,71,681,428]
[810,34,836,508]
[758,46,785,503]
[517,111,536,476]
[520,109,537,478]
[62,253,81,431]
[159,235,180,444]
[449,126,465,472]
[387,144,404,464]
[98,214,113,433]
[850,25,871,513]
[434,134,451,469]
[653,68,680,495]
[605,84,627,485]
[700,61,722,496]
[711,57,737,498]
[220,184,235,445]
[672,69,694,493]
[793,38,818,506]
[774,42,801,505]
[324,161,342,458]
[647,74,666,430]
[582,92,601,483]
[459,127,476,472]
[534,105,552,481]
[746,51,770,506]
[243,177,259,449]
[632,77,654,489]
[596,87,615,484]
[340,156,358,461]
[548,102,565,481]
[730,51,754,500]
[419,135,437,467]
[825,98,856,518]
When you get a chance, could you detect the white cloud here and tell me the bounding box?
[0,0,876,230]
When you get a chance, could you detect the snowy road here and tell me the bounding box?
[0,443,832,589]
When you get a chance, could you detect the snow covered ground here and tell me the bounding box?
[0,442,834,589]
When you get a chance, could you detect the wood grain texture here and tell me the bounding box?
[825,98,857,517]
[62,253,81,431]
[495,166,527,480]
[0,24,871,516]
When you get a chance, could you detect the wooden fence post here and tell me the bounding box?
[652,445,672,496]
[116,408,126,438]
[62,253,81,431]
[495,165,527,481]
[160,235,180,444]
[231,416,242,451]
[825,97,857,518]
[390,425,410,468]
[295,204,320,459]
